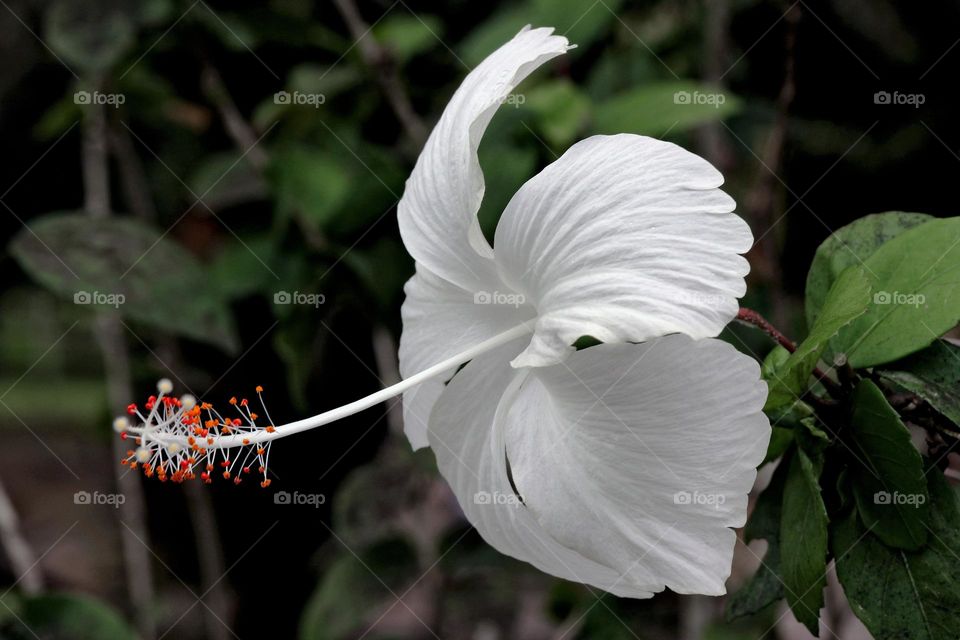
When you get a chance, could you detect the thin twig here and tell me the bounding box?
[332,0,428,147]
[736,307,796,352]
[371,325,403,434]
[0,475,42,594]
[742,2,801,330]
[200,63,269,172]
[108,125,158,221]
[184,482,232,640]
[110,116,236,640]
[83,77,156,640]
[698,0,735,171]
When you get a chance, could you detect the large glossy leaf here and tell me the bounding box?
[833,470,960,640]
[831,217,960,368]
[765,266,871,410]
[592,81,741,138]
[10,212,239,353]
[849,380,929,550]
[780,448,828,635]
[880,339,960,426]
[805,211,933,326]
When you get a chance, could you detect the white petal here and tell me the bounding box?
[397,26,570,292]
[429,334,769,596]
[494,134,753,367]
[399,266,533,448]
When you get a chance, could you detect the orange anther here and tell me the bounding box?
[255,385,263,393]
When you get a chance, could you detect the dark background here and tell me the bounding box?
[0,0,956,638]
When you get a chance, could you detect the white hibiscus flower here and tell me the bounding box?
[121,25,769,598]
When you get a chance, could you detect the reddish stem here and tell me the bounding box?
[736,308,796,352]
[736,307,843,395]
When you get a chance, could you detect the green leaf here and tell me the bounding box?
[760,344,791,382]
[805,211,933,327]
[45,0,137,73]
[780,447,828,635]
[341,238,412,309]
[9,212,239,353]
[269,146,352,230]
[880,339,960,427]
[593,81,741,138]
[476,142,538,241]
[833,470,960,640]
[762,427,794,466]
[531,0,623,49]
[287,64,361,99]
[459,0,624,67]
[374,14,443,63]
[523,79,591,149]
[298,537,418,640]
[831,217,960,368]
[849,379,929,550]
[765,266,871,409]
[10,592,137,640]
[208,236,277,300]
[726,456,789,620]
